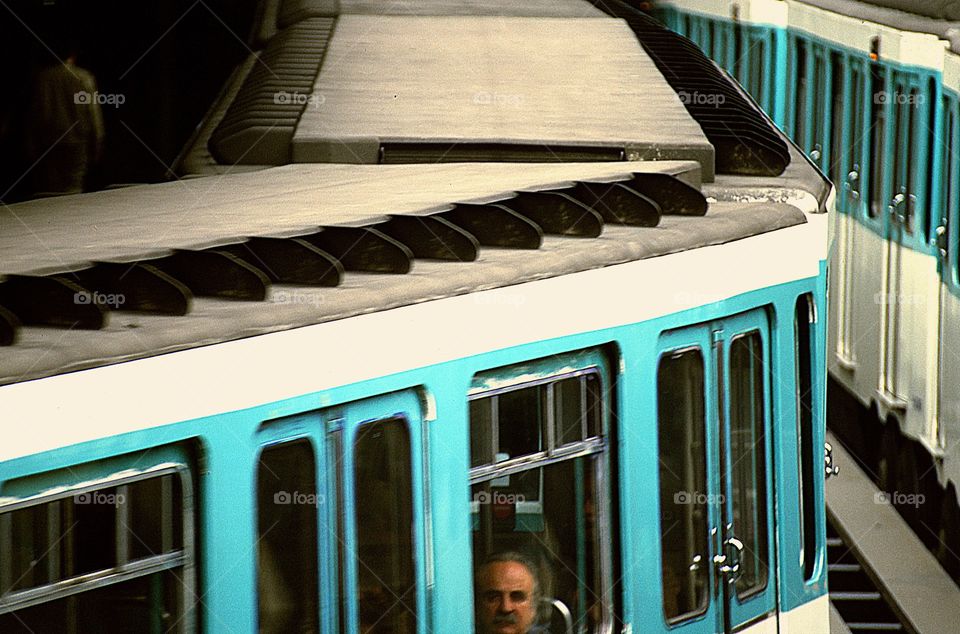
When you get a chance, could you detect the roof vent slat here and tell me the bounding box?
[627,173,708,216]
[504,191,605,237]
[75,262,192,316]
[219,237,344,286]
[0,305,17,345]
[378,215,480,262]
[440,203,543,249]
[570,181,661,227]
[150,251,270,301]
[0,275,106,330]
[302,227,414,274]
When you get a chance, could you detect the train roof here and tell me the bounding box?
[184,0,792,179]
[0,157,823,386]
[798,0,960,51]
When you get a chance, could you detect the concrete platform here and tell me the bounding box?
[292,15,713,175]
[825,432,960,633]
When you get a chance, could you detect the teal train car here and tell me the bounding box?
[652,0,960,586]
[1,1,831,632]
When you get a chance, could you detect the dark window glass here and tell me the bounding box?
[657,349,710,622]
[869,62,886,218]
[947,97,960,277]
[354,419,417,634]
[793,39,808,142]
[257,440,319,634]
[812,53,827,166]
[71,487,118,576]
[729,332,769,597]
[796,295,818,581]
[749,40,766,102]
[5,503,55,591]
[329,429,347,634]
[849,66,866,208]
[129,474,182,559]
[470,384,547,466]
[830,52,846,183]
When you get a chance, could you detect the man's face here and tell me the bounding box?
[476,560,537,634]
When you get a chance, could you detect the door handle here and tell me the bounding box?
[936,224,948,259]
[714,536,744,583]
[889,193,906,224]
[825,442,840,479]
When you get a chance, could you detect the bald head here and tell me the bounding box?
[475,553,540,634]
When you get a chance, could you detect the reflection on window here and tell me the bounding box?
[257,440,319,634]
[470,365,610,633]
[0,470,190,633]
[657,349,710,623]
[354,419,417,634]
[729,332,769,598]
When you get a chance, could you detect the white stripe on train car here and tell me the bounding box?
[787,0,947,71]
[0,215,826,463]
[660,0,789,27]
[778,593,830,633]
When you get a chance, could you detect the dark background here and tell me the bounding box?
[0,0,258,202]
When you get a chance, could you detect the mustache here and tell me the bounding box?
[492,614,518,625]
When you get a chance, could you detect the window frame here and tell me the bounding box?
[0,462,195,629]
[468,348,616,634]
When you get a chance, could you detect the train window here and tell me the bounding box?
[868,62,886,219]
[811,52,827,166]
[829,52,845,184]
[946,95,960,279]
[470,358,613,633]
[925,78,939,242]
[657,348,710,623]
[792,38,808,142]
[257,440,320,634]
[796,294,818,581]
[471,385,545,468]
[729,332,769,597]
[330,429,348,633]
[748,38,766,106]
[891,83,915,234]
[0,468,192,632]
[354,418,417,633]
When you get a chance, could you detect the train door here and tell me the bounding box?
[836,58,868,366]
[657,309,776,634]
[881,78,921,405]
[937,93,960,447]
[323,390,428,634]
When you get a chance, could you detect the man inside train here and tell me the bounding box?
[475,551,544,634]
